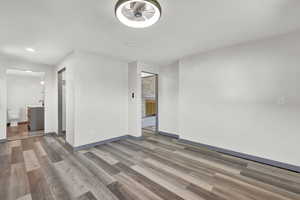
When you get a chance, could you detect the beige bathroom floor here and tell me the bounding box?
[6,123,44,141]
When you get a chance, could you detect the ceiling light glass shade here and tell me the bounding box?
[26,48,35,52]
[115,0,161,28]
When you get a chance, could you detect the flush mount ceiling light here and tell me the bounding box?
[115,0,161,28]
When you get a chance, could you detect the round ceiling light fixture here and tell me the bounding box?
[115,0,161,28]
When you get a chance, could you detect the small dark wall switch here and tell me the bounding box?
[132,93,135,99]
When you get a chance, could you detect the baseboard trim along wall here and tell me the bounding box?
[0,139,7,143]
[65,141,75,153]
[177,138,300,173]
[159,131,180,139]
[73,135,144,151]
[46,130,300,172]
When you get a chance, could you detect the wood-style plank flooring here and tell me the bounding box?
[0,134,300,200]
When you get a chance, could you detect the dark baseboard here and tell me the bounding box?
[47,132,143,152]
[64,141,74,153]
[157,131,300,173]
[0,139,7,143]
[159,131,180,139]
[73,135,143,151]
[44,130,300,173]
[178,138,300,173]
[159,131,300,173]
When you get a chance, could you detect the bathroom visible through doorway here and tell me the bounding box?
[6,69,45,140]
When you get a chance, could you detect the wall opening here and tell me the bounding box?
[141,71,158,136]
[6,69,45,140]
[58,68,66,140]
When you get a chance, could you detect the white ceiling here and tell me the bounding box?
[6,69,45,77]
[0,0,300,66]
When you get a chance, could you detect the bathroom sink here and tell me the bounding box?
[27,105,43,108]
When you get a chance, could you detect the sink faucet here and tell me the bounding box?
[39,100,44,107]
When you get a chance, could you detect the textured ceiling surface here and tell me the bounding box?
[0,0,300,66]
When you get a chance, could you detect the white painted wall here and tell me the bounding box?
[0,66,7,140]
[56,52,128,147]
[7,74,44,122]
[159,62,179,134]
[56,53,80,146]
[128,62,160,136]
[74,52,128,147]
[128,61,180,135]
[0,56,56,140]
[179,31,300,166]
[128,61,141,137]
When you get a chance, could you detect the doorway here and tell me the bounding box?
[58,68,66,140]
[6,69,45,140]
[141,71,158,136]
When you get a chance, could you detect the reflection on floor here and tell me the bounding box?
[143,126,156,131]
[7,123,44,141]
[142,116,156,136]
[142,127,156,137]
[1,134,299,200]
[142,116,156,129]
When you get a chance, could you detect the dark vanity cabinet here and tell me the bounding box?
[28,107,44,131]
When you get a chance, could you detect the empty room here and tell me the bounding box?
[0,0,300,200]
